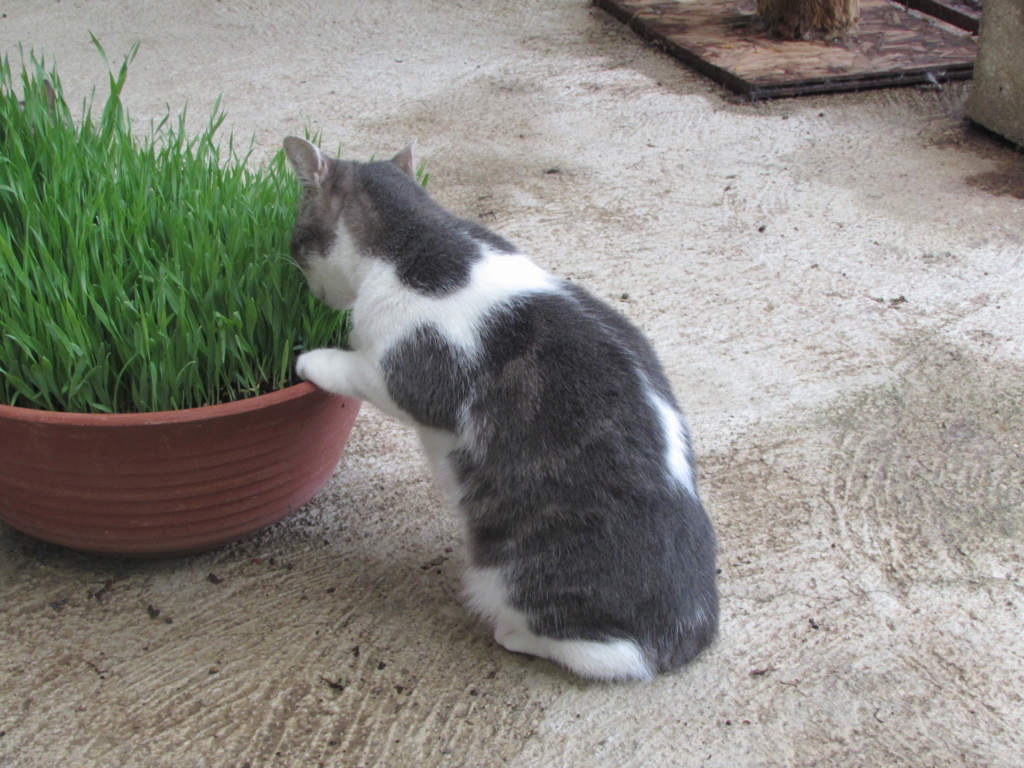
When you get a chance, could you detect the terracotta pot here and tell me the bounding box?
[0,383,360,558]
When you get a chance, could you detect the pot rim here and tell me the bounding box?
[0,381,324,426]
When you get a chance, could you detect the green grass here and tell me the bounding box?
[0,42,348,413]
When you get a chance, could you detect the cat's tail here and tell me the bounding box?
[533,636,655,682]
[468,566,655,681]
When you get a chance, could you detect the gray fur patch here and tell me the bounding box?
[382,324,472,431]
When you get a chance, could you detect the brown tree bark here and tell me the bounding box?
[757,0,860,39]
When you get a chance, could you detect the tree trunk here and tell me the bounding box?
[757,0,860,39]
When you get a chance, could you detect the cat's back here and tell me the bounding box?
[458,274,703,535]
[469,278,678,453]
[457,279,718,673]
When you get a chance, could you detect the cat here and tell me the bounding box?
[283,136,718,681]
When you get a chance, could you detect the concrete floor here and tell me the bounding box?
[2,1,1023,766]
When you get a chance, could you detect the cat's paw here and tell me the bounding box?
[495,626,542,657]
[494,618,548,658]
[296,349,346,393]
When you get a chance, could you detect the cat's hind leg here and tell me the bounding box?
[465,567,653,682]
[496,621,653,682]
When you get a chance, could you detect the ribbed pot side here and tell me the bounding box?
[0,383,360,558]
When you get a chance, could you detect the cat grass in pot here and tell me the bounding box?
[283,136,718,682]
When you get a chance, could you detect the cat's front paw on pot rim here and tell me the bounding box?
[296,349,348,393]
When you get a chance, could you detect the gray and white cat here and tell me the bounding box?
[283,136,718,681]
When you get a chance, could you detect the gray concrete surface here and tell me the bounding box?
[2,1,1023,766]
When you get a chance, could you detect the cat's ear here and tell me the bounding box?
[283,136,329,188]
[391,139,417,179]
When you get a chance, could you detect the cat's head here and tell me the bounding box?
[283,136,418,310]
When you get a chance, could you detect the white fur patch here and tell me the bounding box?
[464,566,653,682]
[302,225,363,311]
[648,389,698,498]
[537,637,653,682]
[463,566,508,623]
[416,425,460,507]
[350,245,556,359]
